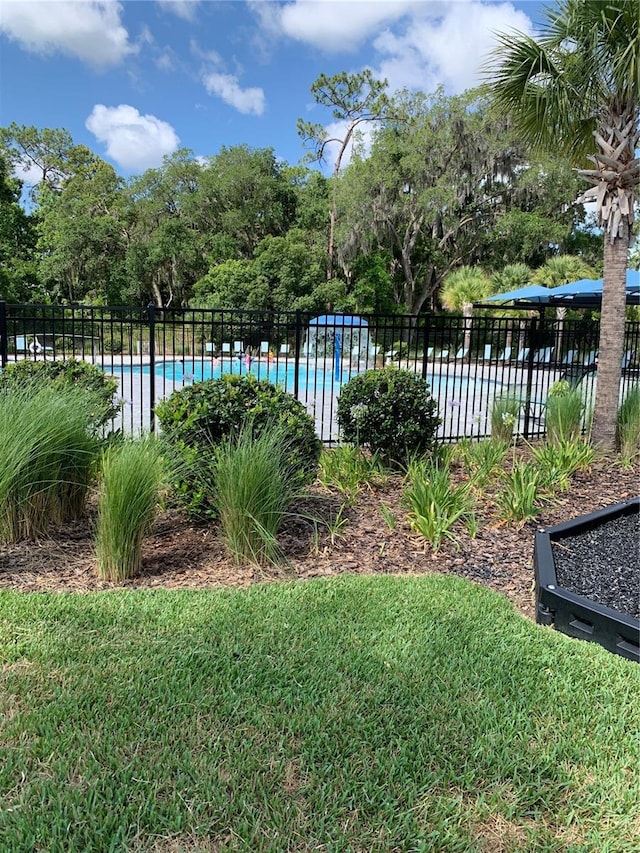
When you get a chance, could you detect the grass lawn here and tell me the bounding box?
[1,575,639,852]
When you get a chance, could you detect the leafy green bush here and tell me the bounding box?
[336,367,440,465]
[0,359,119,429]
[156,374,321,518]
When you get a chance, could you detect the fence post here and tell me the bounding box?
[0,302,7,367]
[294,309,302,399]
[421,313,431,380]
[148,303,156,432]
[522,317,537,439]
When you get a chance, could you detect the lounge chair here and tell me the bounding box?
[497,347,512,362]
[582,350,598,366]
[221,342,231,356]
[532,346,553,365]
[280,343,290,356]
[260,341,270,356]
[560,350,577,366]
[205,342,216,355]
[384,348,398,361]
[454,347,468,360]
[621,350,635,369]
[483,344,492,361]
[233,341,244,357]
[28,336,53,355]
[425,346,435,359]
[514,347,530,363]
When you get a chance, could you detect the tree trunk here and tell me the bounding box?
[590,222,629,450]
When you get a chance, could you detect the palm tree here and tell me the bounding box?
[490,263,533,354]
[532,255,598,358]
[486,0,639,450]
[441,266,491,356]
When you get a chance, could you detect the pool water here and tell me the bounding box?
[113,358,500,403]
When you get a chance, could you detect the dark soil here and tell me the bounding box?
[552,511,640,619]
[0,449,638,624]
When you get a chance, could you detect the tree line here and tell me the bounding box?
[0,84,600,314]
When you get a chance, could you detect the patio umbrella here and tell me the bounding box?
[545,269,639,305]
[476,284,552,307]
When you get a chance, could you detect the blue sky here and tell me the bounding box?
[1,0,545,182]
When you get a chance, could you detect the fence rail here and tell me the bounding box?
[1,302,638,444]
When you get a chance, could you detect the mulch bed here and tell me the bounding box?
[0,453,638,622]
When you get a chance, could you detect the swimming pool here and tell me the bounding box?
[112,357,501,399]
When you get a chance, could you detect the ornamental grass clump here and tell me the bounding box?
[495,460,544,523]
[545,382,586,445]
[213,423,302,567]
[454,437,510,488]
[0,383,99,543]
[616,384,640,466]
[490,394,522,443]
[95,438,165,582]
[402,458,476,551]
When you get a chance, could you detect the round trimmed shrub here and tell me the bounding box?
[156,374,322,518]
[0,359,119,429]
[336,366,440,465]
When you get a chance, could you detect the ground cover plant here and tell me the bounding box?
[1,576,638,853]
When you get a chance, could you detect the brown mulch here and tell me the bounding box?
[0,454,637,622]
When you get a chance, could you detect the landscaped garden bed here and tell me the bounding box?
[1,450,638,625]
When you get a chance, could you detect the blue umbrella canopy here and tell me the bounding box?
[478,284,552,305]
[546,269,639,304]
[309,314,369,326]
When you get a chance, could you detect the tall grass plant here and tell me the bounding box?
[490,394,522,443]
[617,384,640,465]
[0,383,99,543]
[213,423,302,567]
[545,385,586,444]
[318,445,387,506]
[95,438,165,581]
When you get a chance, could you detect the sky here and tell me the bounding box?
[0,0,546,183]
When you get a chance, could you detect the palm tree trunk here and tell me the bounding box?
[590,222,629,450]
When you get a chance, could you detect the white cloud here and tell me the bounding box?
[85,104,180,171]
[257,0,535,96]
[270,0,420,52]
[156,0,200,22]
[0,1,135,69]
[202,72,265,116]
[372,2,536,94]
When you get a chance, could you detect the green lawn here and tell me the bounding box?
[1,576,638,852]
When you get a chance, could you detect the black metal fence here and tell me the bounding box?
[1,301,638,443]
